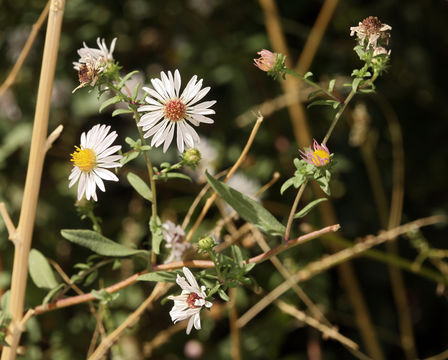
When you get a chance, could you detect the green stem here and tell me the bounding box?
[322,89,356,145]
[284,180,308,242]
[208,250,223,282]
[283,68,341,102]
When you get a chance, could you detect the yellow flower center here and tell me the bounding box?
[70,146,96,172]
[312,149,330,166]
[164,99,187,122]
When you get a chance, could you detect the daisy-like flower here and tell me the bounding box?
[162,220,191,263]
[350,16,391,51]
[168,267,213,335]
[137,69,216,153]
[69,124,122,201]
[299,139,331,167]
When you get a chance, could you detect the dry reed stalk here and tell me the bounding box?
[1,1,65,359]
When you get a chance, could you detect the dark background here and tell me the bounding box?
[0,0,447,358]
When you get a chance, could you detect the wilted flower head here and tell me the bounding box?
[137,69,215,153]
[350,16,391,52]
[254,49,286,78]
[69,124,122,201]
[73,38,117,92]
[299,139,330,167]
[162,221,191,263]
[168,267,213,334]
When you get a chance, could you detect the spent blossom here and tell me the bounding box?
[350,16,391,53]
[69,124,122,201]
[73,38,117,92]
[162,221,191,263]
[299,139,331,167]
[137,70,215,153]
[168,267,213,334]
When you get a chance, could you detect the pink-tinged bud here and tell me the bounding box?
[254,49,276,72]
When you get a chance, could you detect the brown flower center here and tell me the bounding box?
[362,16,382,35]
[187,293,201,308]
[164,99,187,122]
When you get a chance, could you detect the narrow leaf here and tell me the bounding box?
[307,89,322,99]
[352,77,362,92]
[328,79,336,92]
[117,70,140,89]
[112,108,133,117]
[150,216,163,254]
[304,71,313,79]
[205,172,285,236]
[42,284,65,308]
[307,99,339,109]
[280,178,295,195]
[61,229,149,257]
[99,95,121,113]
[153,172,192,182]
[28,249,59,289]
[138,271,179,283]
[294,198,328,219]
[127,172,152,201]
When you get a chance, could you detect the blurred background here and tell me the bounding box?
[0,0,447,359]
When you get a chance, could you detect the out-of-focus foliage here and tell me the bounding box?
[0,0,447,359]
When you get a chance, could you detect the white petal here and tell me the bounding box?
[93,173,105,192]
[186,315,195,335]
[187,86,211,106]
[174,69,181,97]
[94,168,119,182]
[162,122,175,153]
[176,123,185,153]
[193,312,201,331]
[77,173,87,200]
[182,267,200,292]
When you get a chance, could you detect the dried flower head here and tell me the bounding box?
[162,221,191,263]
[350,16,391,51]
[299,139,331,167]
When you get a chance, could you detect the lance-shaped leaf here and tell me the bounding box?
[127,172,152,201]
[61,229,149,257]
[138,271,179,283]
[28,249,59,289]
[294,198,328,219]
[205,171,285,236]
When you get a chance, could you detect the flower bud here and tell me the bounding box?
[182,148,201,168]
[253,49,286,79]
[198,235,215,252]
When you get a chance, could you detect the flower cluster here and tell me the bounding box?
[168,267,213,334]
[73,38,117,92]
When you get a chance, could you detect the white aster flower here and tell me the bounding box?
[69,124,122,201]
[350,16,391,51]
[168,267,213,334]
[162,220,191,263]
[137,69,216,153]
[73,37,117,71]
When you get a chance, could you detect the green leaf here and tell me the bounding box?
[244,263,256,273]
[120,151,139,165]
[99,95,121,113]
[328,79,336,92]
[42,284,65,308]
[127,172,152,201]
[352,77,363,92]
[205,171,285,236]
[307,89,322,99]
[125,137,137,146]
[307,99,339,109]
[137,271,179,283]
[153,172,192,182]
[218,288,230,302]
[112,108,133,117]
[28,249,59,289]
[304,71,313,79]
[294,198,328,219]
[0,290,10,311]
[117,70,140,89]
[231,245,244,267]
[150,216,164,254]
[280,178,295,195]
[61,229,149,257]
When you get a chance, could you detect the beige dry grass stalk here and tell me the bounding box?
[0,1,65,358]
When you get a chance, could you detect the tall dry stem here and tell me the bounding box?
[1,0,65,359]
